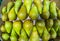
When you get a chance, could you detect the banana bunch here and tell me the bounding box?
[0,0,60,41]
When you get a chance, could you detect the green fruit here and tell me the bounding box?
[2,6,7,14]
[10,36,17,41]
[34,0,42,14]
[8,7,16,21]
[5,21,12,33]
[57,9,60,19]
[42,27,50,41]
[24,0,33,14]
[36,20,45,37]
[13,20,22,36]
[7,2,14,13]
[50,2,57,19]
[41,0,50,19]
[29,4,39,20]
[18,29,28,41]
[30,26,40,41]
[15,0,22,14]
[1,25,6,32]
[50,28,57,39]
[17,5,27,20]
[2,33,9,40]
[2,14,8,21]
[57,27,60,37]
[23,20,33,36]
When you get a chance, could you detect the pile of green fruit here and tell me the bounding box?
[0,0,60,41]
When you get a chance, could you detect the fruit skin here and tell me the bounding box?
[8,7,16,21]
[53,20,60,32]
[34,0,42,14]
[15,0,22,14]
[36,20,45,37]
[2,6,7,14]
[57,9,60,19]
[17,5,27,20]
[50,28,57,39]
[2,14,8,21]
[0,25,6,32]
[5,21,13,33]
[23,20,33,36]
[2,33,9,40]
[29,4,39,20]
[46,19,53,32]
[41,0,50,19]
[13,20,22,36]
[50,2,57,19]
[42,27,50,41]
[57,27,60,37]
[18,29,28,41]
[7,2,14,13]
[30,26,40,41]
[24,0,33,14]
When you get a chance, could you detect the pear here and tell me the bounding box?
[7,2,14,13]
[2,33,9,40]
[13,20,22,36]
[50,2,57,19]
[24,0,33,14]
[2,14,8,21]
[18,29,28,41]
[30,26,40,41]
[50,28,57,39]
[42,27,50,41]
[29,4,39,20]
[36,20,45,37]
[34,0,42,14]
[15,0,22,14]
[17,5,27,20]
[5,21,12,33]
[8,7,16,21]
[23,20,33,36]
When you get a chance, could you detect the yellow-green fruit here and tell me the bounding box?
[30,26,40,41]
[17,5,27,20]
[2,33,9,40]
[34,0,42,14]
[13,20,22,36]
[23,20,33,36]
[7,2,14,13]
[24,0,33,14]
[2,6,7,14]
[2,14,8,21]
[57,9,60,19]
[1,25,6,32]
[5,21,12,33]
[29,4,39,20]
[8,7,16,21]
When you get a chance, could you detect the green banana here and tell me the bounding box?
[15,0,22,14]
[23,20,33,36]
[30,26,40,41]
[2,6,7,14]
[41,0,50,19]
[24,0,33,14]
[17,5,27,20]
[34,0,42,14]
[29,4,39,20]
[8,7,16,21]
[5,21,12,33]
[7,2,14,13]
[50,28,57,39]
[13,20,22,36]
[2,33,9,40]
[36,20,45,37]
[42,27,50,41]
[50,2,57,19]
[18,29,28,41]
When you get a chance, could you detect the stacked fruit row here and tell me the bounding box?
[0,0,60,41]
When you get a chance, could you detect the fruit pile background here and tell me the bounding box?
[0,0,60,41]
